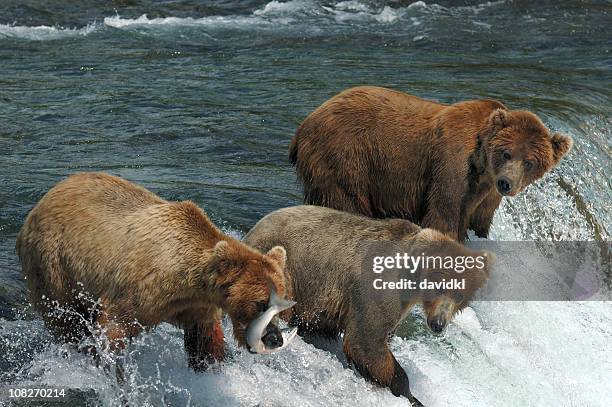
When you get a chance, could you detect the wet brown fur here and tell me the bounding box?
[244,205,492,405]
[16,172,288,369]
[289,86,573,240]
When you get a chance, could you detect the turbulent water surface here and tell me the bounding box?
[0,1,611,406]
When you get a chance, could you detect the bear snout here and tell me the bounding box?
[427,318,447,334]
[496,176,513,195]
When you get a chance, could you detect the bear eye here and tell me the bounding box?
[502,150,512,161]
[524,160,533,171]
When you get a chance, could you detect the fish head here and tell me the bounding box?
[246,287,297,354]
[214,242,290,349]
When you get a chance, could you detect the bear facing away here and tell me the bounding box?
[16,172,290,370]
[289,86,573,240]
[245,205,492,406]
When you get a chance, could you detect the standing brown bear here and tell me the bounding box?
[16,172,293,370]
[290,86,573,240]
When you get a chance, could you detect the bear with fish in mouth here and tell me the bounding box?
[16,172,296,370]
[245,205,493,406]
[289,86,573,240]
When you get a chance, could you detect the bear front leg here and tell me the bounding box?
[343,336,424,406]
[96,300,140,354]
[95,304,140,385]
[469,190,501,238]
[182,312,225,371]
[421,194,463,241]
[421,163,470,240]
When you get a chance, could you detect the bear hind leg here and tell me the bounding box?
[35,290,99,347]
[22,253,96,345]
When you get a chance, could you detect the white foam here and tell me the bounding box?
[8,299,611,407]
[375,7,402,23]
[325,3,404,24]
[334,1,371,13]
[390,301,612,406]
[104,2,316,30]
[253,0,313,16]
[103,14,265,30]
[404,0,507,16]
[0,0,513,42]
[407,1,428,9]
[0,23,98,41]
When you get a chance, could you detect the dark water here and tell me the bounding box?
[0,1,610,406]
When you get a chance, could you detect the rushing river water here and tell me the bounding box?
[0,1,610,406]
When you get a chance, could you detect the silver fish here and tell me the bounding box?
[246,289,298,354]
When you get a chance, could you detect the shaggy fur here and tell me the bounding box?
[245,205,492,405]
[289,86,573,240]
[16,172,288,369]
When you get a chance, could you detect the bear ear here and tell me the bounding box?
[415,228,436,242]
[415,228,449,243]
[488,108,508,134]
[550,132,573,164]
[266,246,286,269]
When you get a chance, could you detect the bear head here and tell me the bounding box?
[412,229,493,334]
[485,108,573,197]
[210,240,288,350]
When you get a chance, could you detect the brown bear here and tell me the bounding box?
[289,86,573,240]
[16,172,290,370]
[244,205,492,406]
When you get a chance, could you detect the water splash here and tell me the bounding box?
[0,22,98,41]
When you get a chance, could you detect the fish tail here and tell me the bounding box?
[269,288,297,311]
